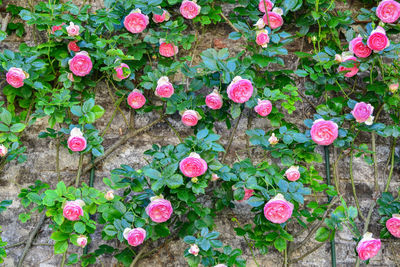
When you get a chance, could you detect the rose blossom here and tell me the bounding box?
[268,133,278,145]
[263,8,284,30]
[335,54,342,62]
[227,76,254,103]
[153,9,170,23]
[214,265,227,267]
[67,128,87,152]
[285,166,300,182]
[63,200,84,221]
[0,145,8,157]
[356,232,381,261]
[376,0,400,23]
[211,173,220,181]
[6,67,28,88]
[254,18,266,29]
[389,83,399,93]
[155,76,174,98]
[367,26,390,52]
[338,55,359,77]
[386,214,400,238]
[123,227,146,246]
[68,51,93,77]
[351,102,374,124]
[180,152,208,177]
[159,41,179,57]
[114,63,130,81]
[77,235,87,248]
[258,0,274,13]
[239,189,254,202]
[310,119,338,146]
[254,99,272,116]
[127,89,146,109]
[66,22,80,36]
[349,37,372,58]
[51,23,65,34]
[146,197,173,223]
[124,9,149,34]
[264,193,294,224]
[205,90,223,110]
[180,0,201,20]
[256,30,270,48]
[188,244,199,256]
[181,110,201,127]
[105,191,114,201]
[68,41,80,52]
[67,73,74,82]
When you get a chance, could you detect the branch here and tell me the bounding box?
[222,110,243,163]
[220,13,240,33]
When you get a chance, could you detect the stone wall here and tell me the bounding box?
[1,0,400,266]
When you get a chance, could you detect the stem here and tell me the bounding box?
[222,110,243,163]
[384,138,397,192]
[60,249,67,267]
[220,13,240,33]
[371,132,379,192]
[289,243,324,264]
[349,150,366,221]
[163,118,183,143]
[129,245,146,267]
[101,94,125,138]
[324,146,336,267]
[56,137,61,181]
[106,80,129,128]
[75,153,84,187]
[83,155,96,255]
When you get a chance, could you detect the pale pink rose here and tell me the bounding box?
[338,56,359,77]
[367,26,390,52]
[188,244,199,256]
[264,194,294,224]
[254,99,272,116]
[66,22,80,36]
[146,198,173,223]
[51,23,65,34]
[386,214,400,238]
[227,76,254,103]
[256,30,270,48]
[68,41,80,52]
[159,41,179,57]
[68,51,92,76]
[285,166,300,182]
[180,152,208,177]
[214,265,227,267]
[67,73,74,82]
[258,0,274,12]
[153,9,170,23]
[268,133,278,145]
[180,0,201,19]
[351,102,374,123]
[349,37,372,58]
[181,110,201,127]
[239,189,254,202]
[254,18,266,29]
[124,9,149,33]
[123,227,146,246]
[155,76,174,98]
[310,119,338,146]
[114,63,130,81]
[335,54,343,62]
[63,200,84,221]
[376,0,400,23]
[263,11,283,29]
[105,190,114,201]
[6,67,27,88]
[0,145,7,157]
[127,89,146,109]
[356,232,381,261]
[205,90,223,110]
[77,235,87,248]
[211,173,220,181]
[67,128,87,152]
[389,83,399,93]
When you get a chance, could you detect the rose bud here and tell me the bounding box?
[338,55,359,77]
[268,133,278,145]
[389,83,399,93]
[0,145,8,157]
[105,191,114,201]
[211,173,220,181]
[68,41,80,52]
[114,63,131,81]
[239,189,254,202]
[188,244,200,256]
[77,235,87,248]
[153,9,170,23]
[67,128,87,152]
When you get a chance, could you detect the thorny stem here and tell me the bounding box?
[289,243,325,264]
[324,146,336,267]
[232,218,259,267]
[56,137,61,181]
[371,132,379,192]
[349,150,367,221]
[220,12,240,33]
[101,94,125,138]
[129,244,147,267]
[75,153,84,187]
[222,110,244,163]
[384,138,397,192]
[106,80,129,128]
[355,202,377,267]
[164,118,183,143]
[332,148,343,196]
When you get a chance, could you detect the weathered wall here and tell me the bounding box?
[1,0,400,266]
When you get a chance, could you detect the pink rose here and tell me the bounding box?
[181,110,201,127]
[77,235,87,248]
[123,227,146,246]
[51,23,65,34]
[68,41,80,52]
[389,83,399,93]
[67,73,74,82]
[264,193,294,224]
[114,63,130,81]
[188,244,199,256]
[124,9,149,33]
[258,0,274,12]
[146,198,173,223]
[239,189,254,202]
[263,10,283,30]
[205,90,223,110]
[67,128,87,152]
[356,232,381,261]
[180,152,208,177]
[268,133,279,145]
[376,0,400,23]
[254,99,272,116]
[256,30,270,48]
[386,214,400,238]
[349,37,372,58]
[367,26,390,52]
[159,41,179,57]
[6,67,27,88]
[310,119,338,146]
[63,200,84,221]
[351,102,374,124]
[68,51,93,77]
[214,265,227,267]
[338,56,359,77]
[153,9,170,23]
[227,76,254,103]
[180,0,201,19]
[0,145,8,157]
[285,166,300,182]
[66,22,80,37]
[127,89,146,109]
[105,190,114,201]
[155,76,174,98]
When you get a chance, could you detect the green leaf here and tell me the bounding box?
[10,123,25,133]
[51,231,70,241]
[92,105,105,119]
[166,174,183,189]
[0,109,12,125]
[103,225,117,236]
[154,224,170,237]
[66,253,79,265]
[56,182,67,196]
[230,104,241,119]
[144,168,161,179]
[19,213,31,223]
[229,32,241,40]
[82,98,95,113]
[315,227,330,242]
[73,222,86,234]
[0,123,9,131]
[274,237,286,252]
[54,240,68,254]
[27,192,41,204]
[70,106,83,117]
